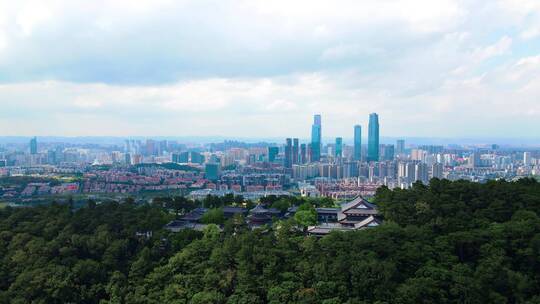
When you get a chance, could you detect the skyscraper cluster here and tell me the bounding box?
[306,113,380,163]
[283,137,307,168]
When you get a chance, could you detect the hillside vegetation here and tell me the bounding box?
[2,179,540,303]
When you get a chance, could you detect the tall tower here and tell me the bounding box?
[381,144,395,161]
[396,139,405,155]
[300,143,307,164]
[284,138,293,168]
[30,137,38,155]
[354,125,361,161]
[292,138,299,165]
[432,163,443,179]
[311,114,322,162]
[335,137,343,158]
[367,113,379,162]
[524,152,532,166]
[268,147,279,163]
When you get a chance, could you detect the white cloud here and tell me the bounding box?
[1,54,540,138]
[0,0,539,137]
[471,36,512,62]
[15,1,53,36]
[73,97,103,109]
[320,43,385,61]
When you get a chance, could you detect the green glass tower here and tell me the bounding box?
[335,137,343,158]
[268,147,279,163]
[367,113,379,162]
[205,163,220,181]
[311,114,321,162]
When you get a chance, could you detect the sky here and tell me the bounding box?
[1,0,540,139]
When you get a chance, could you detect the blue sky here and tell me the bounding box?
[1,0,540,138]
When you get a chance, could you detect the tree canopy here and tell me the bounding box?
[2,178,540,303]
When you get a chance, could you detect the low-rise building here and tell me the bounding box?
[308,196,381,236]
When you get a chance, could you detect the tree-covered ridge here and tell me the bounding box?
[2,179,540,303]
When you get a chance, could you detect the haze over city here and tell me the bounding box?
[1,0,540,138]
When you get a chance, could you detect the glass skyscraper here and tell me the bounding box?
[205,163,220,181]
[311,114,322,162]
[268,147,279,163]
[335,137,343,158]
[300,144,307,164]
[293,138,299,165]
[30,137,38,155]
[354,125,361,161]
[284,138,293,168]
[367,113,379,162]
[190,151,205,164]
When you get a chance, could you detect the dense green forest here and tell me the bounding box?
[2,178,540,303]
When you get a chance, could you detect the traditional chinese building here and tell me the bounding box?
[308,196,381,236]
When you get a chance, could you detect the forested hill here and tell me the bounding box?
[2,179,540,303]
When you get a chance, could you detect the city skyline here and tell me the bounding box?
[2,111,540,147]
[1,1,540,137]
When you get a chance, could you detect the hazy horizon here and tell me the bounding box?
[1,135,540,147]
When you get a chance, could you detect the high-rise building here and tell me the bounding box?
[293,138,299,165]
[432,163,443,179]
[381,144,395,161]
[386,162,397,179]
[367,113,379,162]
[524,152,532,166]
[311,114,322,162]
[205,163,220,181]
[284,138,293,168]
[124,140,131,153]
[354,125,362,161]
[109,151,120,164]
[125,153,132,165]
[300,144,307,164]
[178,152,190,163]
[171,152,189,163]
[47,150,57,165]
[190,152,205,164]
[209,154,221,164]
[398,162,408,182]
[415,163,429,184]
[247,154,256,165]
[335,137,343,158]
[406,162,416,183]
[30,137,38,155]
[158,140,169,156]
[368,164,376,182]
[268,147,279,163]
[411,149,427,162]
[145,139,156,156]
[396,139,405,155]
[469,152,481,168]
[343,161,359,177]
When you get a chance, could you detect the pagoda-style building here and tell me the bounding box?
[308,196,381,236]
[247,204,281,227]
